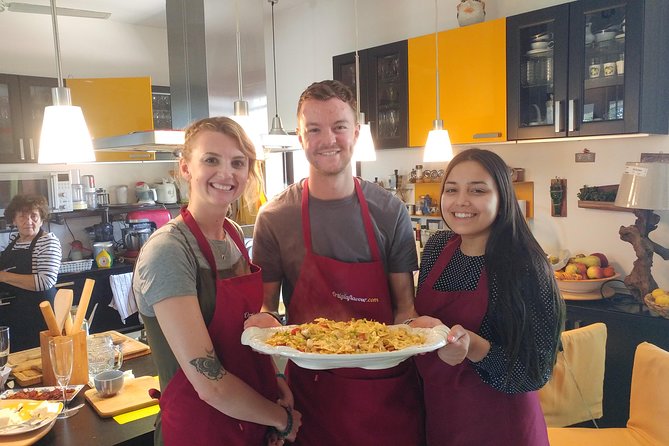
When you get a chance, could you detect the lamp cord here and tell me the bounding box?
[354,0,361,119]
[434,0,440,122]
[270,0,279,119]
[50,0,64,87]
[235,0,243,101]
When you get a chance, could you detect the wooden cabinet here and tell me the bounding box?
[408,18,507,147]
[333,40,409,149]
[0,74,57,163]
[507,0,669,140]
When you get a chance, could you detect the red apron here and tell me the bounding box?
[415,235,549,446]
[286,178,425,446]
[160,208,278,446]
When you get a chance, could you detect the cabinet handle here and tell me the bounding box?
[19,138,25,160]
[568,99,576,132]
[473,132,502,139]
[0,300,10,306]
[29,138,35,160]
[554,101,561,133]
[56,281,75,288]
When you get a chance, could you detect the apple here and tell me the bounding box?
[602,266,616,277]
[580,255,601,268]
[590,253,609,267]
[587,266,604,279]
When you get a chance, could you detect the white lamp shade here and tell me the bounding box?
[230,114,265,160]
[38,105,95,164]
[261,133,300,151]
[614,162,669,210]
[353,123,376,162]
[423,129,453,162]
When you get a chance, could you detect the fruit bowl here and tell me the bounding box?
[644,294,669,319]
[556,274,620,294]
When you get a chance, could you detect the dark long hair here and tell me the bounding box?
[441,148,564,384]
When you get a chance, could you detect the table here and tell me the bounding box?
[565,294,669,427]
[32,354,157,446]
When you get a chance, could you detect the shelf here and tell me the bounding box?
[577,200,634,212]
[48,203,181,224]
[584,74,624,89]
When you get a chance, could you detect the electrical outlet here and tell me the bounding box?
[575,152,596,162]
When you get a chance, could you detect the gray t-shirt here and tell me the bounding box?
[134,216,246,317]
[253,178,418,305]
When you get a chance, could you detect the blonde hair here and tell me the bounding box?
[181,117,264,211]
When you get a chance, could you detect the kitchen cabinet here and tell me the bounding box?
[57,263,141,335]
[565,295,669,427]
[152,85,172,130]
[333,40,409,149]
[408,18,507,146]
[0,74,57,163]
[507,0,669,140]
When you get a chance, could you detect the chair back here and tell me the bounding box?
[626,342,669,444]
[539,322,607,427]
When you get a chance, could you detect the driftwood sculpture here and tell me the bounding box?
[619,209,669,301]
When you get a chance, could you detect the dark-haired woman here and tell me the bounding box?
[0,194,61,351]
[411,148,564,445]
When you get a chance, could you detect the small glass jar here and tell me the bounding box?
[84,187,97,209]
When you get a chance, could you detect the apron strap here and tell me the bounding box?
[301,178,381,261]
[423,234,460,291]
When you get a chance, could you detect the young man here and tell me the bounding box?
[250,80,424,445]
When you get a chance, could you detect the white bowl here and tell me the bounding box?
[556,274,620,294]
[530,41,550,50]
[595,31,616,42]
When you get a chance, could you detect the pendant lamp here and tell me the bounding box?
[230,0,264,160]
[262,0,299,150]
[38,0,94,164]
[423,0,453,163]
[352,0,376,162]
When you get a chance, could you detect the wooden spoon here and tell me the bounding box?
[54,289,74,335]
[39,301,62,337]
[73,279,95,334]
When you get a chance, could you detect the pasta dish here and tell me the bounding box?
[265,318,425,354]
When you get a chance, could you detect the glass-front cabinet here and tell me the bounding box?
[333,40,408,149]
[507,0,669,140]
[0,74,56,163]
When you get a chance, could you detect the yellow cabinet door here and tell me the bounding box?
[409,18,507,147]
[67,77,154,139]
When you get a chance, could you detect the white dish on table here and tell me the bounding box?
[241,324,449,370]
[0,399,62,435]
[1,385,84,402]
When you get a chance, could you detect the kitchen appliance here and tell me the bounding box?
[135,182,157,205]
[0,171,73,217]
[122,209,171,257]
[154,179,177,204]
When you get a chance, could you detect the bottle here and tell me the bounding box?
[415,165,424,183]
[546,94,554,125]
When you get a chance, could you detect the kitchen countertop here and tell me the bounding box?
[31,353,157,446]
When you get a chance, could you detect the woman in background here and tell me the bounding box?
[133,117,300,446]
[0,194,61,351]
[412,148,564,445]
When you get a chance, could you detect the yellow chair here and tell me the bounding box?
[539,322,607,427]
[548,342,669,446]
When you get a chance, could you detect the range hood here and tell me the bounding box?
[93,130,184,155]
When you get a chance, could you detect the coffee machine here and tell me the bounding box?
[122,209,171,257]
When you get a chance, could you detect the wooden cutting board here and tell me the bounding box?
[84,375,159,418]
[7,331,150,386]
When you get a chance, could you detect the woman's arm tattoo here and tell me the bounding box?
[189,349,227,380]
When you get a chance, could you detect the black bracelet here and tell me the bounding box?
[261,311,283,325]
[276,406,293,438]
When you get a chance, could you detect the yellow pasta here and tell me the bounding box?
[265,318,425,354]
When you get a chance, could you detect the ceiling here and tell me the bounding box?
[0,0,305,29]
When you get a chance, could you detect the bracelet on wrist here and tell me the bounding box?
[261,311,283,324]
[276,406,293,438]
[402,318,416,325]
[275,372,286,380]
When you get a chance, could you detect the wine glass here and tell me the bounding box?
[0,326,9,392]
[49,337,77,419]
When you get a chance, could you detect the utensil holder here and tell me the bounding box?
[40,330,89,386]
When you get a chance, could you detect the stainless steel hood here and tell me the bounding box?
[93,130,184,154]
